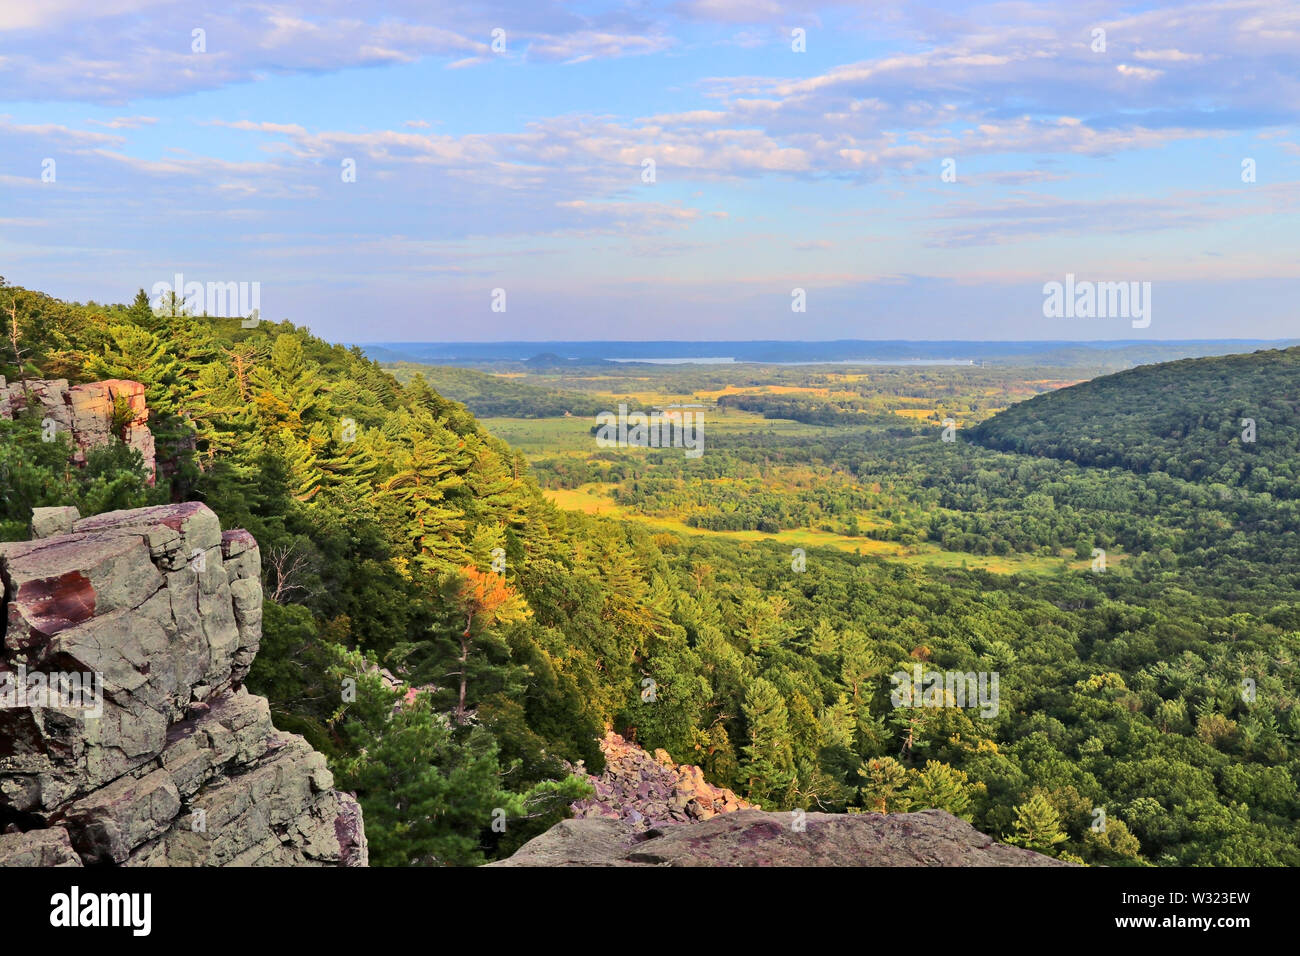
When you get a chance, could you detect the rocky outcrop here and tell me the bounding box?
[0,502,367,867]
[510,732,1073,867]
[491,808,1076,867]
[569,731,753,828]
[0,376,156,485]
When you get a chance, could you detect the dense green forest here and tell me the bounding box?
[2,279,1296,866]
[970,347,1300,498]
[387,363,608,418]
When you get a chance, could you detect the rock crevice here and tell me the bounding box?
[0,502,367,867]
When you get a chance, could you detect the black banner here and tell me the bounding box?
[9,864,1278,945]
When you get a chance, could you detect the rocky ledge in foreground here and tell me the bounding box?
[490,809,1075,867]
[0,502,367,866]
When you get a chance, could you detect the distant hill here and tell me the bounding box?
[356,339,1300,369]
[970,346,1300,498]
[523,352,610,369]
[384,364,607,418]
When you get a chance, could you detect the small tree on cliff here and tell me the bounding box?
[445,564,530,724]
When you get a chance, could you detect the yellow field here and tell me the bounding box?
[695,384,831,399]
[543,484,1105,576]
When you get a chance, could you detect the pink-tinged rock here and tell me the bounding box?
[0,827,83,867]
[0,532,163,653]
[221,529,257,558]
[564,730,754,830]
[334,796,369,867]
[1,500,363,867]
[74,501,222,551]
[491,809,1077,868]
[0,378,156,485]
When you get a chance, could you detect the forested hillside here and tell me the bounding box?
[386,364,607,418]
[970,347,1300,498]
[2,279,1296,866]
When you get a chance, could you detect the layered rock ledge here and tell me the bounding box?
[0,502,367,866]
[491,808,1075,867]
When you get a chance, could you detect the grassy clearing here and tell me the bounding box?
[542,484,1103,576]
[482,410,831,458]
[483,412,1111,578]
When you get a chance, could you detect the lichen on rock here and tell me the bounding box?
[0,502,367,867]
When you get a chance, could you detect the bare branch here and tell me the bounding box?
[265,543,317,603]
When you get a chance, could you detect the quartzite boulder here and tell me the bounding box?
[0,501,367,867]
[491,808,1077,867]
[569,731,754,829]
[0,376,156,484]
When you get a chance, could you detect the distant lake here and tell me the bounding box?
[609,357,736,364]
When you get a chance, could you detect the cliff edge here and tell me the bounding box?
[0,376,157,485]
[0,501,367,866]
[492,808,1075,867]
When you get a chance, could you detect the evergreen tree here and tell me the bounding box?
[907,760,973,820]
[740,677,795,804]
[1007,793,1068,854]
[857,756,913,813]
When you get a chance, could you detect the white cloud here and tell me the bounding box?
[1116,63,1164,80]
[1133,48,1204,62]
[86,115,158,129]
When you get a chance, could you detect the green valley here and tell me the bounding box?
[2,280,1297,867]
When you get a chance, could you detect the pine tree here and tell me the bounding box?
[84,324,183,413]
[857,756,913,813]
[1007,793,1068,854]
[444,565,530,724]
[839,628,881,701]
[334,693,521,866]
[907,760,973,819]
[740,677,795,804]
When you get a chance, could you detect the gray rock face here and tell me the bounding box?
[0,377,156,485]
[0,827,82,867]
[490,809,1076,867]
[30,507,81,540]
[0,502,367,867]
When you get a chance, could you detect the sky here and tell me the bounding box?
[1,0,1298,342]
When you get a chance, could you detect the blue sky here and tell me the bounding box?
[1,0,1298,342]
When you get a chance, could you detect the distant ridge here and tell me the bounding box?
[356,339,1298,368]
